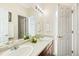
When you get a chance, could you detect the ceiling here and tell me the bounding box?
[17,3,76,10]
[17,3,34,8]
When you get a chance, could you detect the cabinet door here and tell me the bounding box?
[39,41,54,56]
[0,8,8,43]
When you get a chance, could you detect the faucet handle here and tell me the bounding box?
[8,37,14,41]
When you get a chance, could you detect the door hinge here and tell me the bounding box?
[71,10,74,13]
[72,30,74,34]
[72,50,73,53]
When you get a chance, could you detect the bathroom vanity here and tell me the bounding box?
[0,37,54,56]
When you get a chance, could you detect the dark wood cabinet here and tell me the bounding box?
[39,41,54,56]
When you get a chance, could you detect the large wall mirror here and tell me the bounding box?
[18,15,28,39]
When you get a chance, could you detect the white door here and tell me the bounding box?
[28,16,36,36]
[73,4,79,56]
[57,5,72,56]
[0,8,8,43]
[76,3,79,56]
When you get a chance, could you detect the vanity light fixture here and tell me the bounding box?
[34,5,44,14]
[34,5,49,16]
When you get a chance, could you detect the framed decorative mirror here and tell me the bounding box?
[8,12,12,22]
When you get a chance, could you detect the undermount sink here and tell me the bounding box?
[41,37,52,40]
[1,45,33,56]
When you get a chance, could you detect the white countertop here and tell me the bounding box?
[24,38,53,56]
[0,37,53,56]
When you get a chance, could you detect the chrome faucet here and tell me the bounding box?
[11,45,19,50]
[6,37,14,45]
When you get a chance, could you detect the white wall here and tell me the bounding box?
[36,4,58,36]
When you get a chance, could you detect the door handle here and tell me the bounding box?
[58,35,63,38]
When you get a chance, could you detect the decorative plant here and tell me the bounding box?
[24,33,30,40]
[31,34,42,43]
[21,33,43,43]
[31,36,37,43]
[20,32,30,40]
